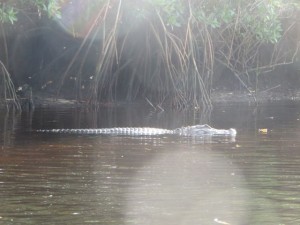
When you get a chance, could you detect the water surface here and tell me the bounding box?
[1,102,300,224]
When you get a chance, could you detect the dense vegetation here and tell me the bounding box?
[0,0,299,109]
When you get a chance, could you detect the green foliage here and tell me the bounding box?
[192,2,235,28]
[43,0,62,19]
[0,5,17,24]
[147,0,184,27]
[240,1,283,43]
[141,0,293,43]
[0,0,62,24]
[1,0,296,43]
[191,0,286,43]
[27,0,62,19]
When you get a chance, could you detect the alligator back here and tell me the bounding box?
[36,127,174,136]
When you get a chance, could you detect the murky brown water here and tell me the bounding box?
[1,102,300,225]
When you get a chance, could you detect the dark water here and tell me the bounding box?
[1,102,300,225]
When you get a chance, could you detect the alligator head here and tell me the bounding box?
[174,124,237,137]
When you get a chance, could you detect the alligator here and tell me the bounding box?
[36,124,237,137]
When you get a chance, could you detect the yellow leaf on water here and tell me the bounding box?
[258,128,268,134]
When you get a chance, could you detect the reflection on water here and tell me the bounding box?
[0,102,300,224]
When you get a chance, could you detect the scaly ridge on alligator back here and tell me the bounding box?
[36,127,174,136]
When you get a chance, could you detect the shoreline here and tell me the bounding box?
[1,90,300,110]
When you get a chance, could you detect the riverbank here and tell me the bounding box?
[1,89,300,110]
[211,89,300,104]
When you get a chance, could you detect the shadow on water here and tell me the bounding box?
[0,101,300,224]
